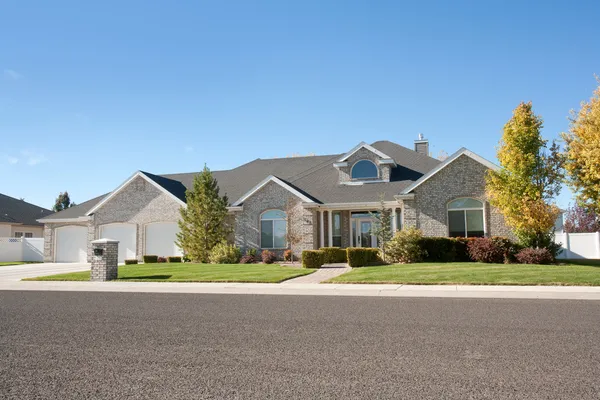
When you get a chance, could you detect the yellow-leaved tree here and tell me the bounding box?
[562,78,600,213]
[486,102,563,250]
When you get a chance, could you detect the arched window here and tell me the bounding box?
[447,198,485,237]
[260,210,287,248]
[351,160,378,179]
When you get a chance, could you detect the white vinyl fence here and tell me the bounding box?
[555,232,600,259]
[0,238,44,262]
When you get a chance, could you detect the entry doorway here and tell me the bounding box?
[352,216,377,248]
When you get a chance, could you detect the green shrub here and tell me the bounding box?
[346,247,382,267]
[143,255,158,263]
[419,237,458,262]
[453,237,474,262]
[385,228,425,264]
[302,250,324,268]
[320,247,347,263]
[167,256,182,263]
[124,259,138,265]
[208,243,241,264]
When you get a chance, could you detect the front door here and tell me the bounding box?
[355,219,377,248]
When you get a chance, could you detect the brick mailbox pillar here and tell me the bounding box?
[91,239,119,281]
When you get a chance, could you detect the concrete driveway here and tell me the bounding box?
[0,262,89,282]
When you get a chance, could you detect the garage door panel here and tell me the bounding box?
[56,226,88,263]
[145,223,183,258]
[99,224,136,263]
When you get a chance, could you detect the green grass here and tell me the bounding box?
[0,262,29,267]
[327,262,600,286]
[24,263,315,283]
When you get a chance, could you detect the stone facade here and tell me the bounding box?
[43,220,95,262]
[404,155,513,238]
[90,239,118,281]
[337,147,391,183]
[233,180,315,258]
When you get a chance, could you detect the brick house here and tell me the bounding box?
[38,138,512,263]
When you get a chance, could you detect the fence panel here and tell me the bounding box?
[0,238,44,262]
[555,232,600,259]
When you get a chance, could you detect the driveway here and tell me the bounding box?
[0,262,89,282]
[1,291,599,399]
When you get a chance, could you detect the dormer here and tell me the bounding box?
[334,142,396,185]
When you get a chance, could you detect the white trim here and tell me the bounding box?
[310,201,402,211]
[86,171,186,216]
[38,216,91,223]
[401,148,500,194]
[259,209,288,249]
[446,197,486,237]
[227,206,243,212]
[377,159,396,166]
[232,175,315,207]
[337,142,393,162]
[341,179,387,186]
[333,162,348,168]
[319,211,324,248]
[328,210,333,247]
[392,208,397,233]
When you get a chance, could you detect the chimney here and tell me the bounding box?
[414,133,429,156]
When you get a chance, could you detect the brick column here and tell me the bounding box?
[90,239,119,281]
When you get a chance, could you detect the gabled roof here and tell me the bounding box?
[231,175,317,206]
[0,193,52,226]
[401,147,499,194]
[336,141,394,162]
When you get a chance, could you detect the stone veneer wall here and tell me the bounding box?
[93,176,183,261]
[233,180,315,258]
[403,155,513,238]
[337,147,391,183]
[43,219,95,263]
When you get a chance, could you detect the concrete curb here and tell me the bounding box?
[2,280,600,300]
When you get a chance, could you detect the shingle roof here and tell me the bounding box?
[0,193,53,226]
[40,140,441,221]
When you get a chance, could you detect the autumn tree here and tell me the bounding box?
[563,204,600,233]
[53,191,76,212]
[176,165,232,263]
[562,78,600,214]
[284,199,303,263]
[486,102,563,249]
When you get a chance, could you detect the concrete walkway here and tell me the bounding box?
[1,262,600,300]
[282,263,351,284]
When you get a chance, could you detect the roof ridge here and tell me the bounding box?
[287,154,341,183]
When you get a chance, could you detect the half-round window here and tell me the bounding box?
[260,210,287,249]
[448,198,484,238]
[351,160,378,179]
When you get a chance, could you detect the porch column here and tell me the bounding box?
[319,210,324,248]
[349,212,353,247]
[328,210,333,247]
[392,208,397,233]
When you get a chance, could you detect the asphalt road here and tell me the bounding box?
[1,291,599,399]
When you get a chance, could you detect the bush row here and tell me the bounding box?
[302,247,383,268]
[141,255,183,264]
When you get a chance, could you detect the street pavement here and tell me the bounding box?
[1,291,599,399]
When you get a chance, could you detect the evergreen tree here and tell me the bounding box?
[53,191,74,212]
[176,165,232,263]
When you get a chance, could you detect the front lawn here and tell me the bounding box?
[327,262,600,286]
[25,263,314,283]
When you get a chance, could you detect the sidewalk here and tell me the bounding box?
[2,280,600,300]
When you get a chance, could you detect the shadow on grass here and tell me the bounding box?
[118,275,173,280]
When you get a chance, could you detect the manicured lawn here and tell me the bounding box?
[0,262,29,267]
[327,262,600,286]
[25,263,314,283]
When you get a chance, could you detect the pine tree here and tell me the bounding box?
[176,165,232,263]
[486,102,563,249]
[53,191,74,212]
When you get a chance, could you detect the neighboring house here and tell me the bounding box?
[0,193,53,238]
[39,138,512,263]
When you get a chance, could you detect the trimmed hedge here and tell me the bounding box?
[302,250,324,269]
[418,237,473,262]
[346,247,381,268]
[320,247,347,263]
[124,259,138,265]
[143,255,158,264]
[167,256,182,263]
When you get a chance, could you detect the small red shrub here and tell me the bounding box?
[157,256,167,263]
[239,254,256,264]
[515,248,554,265]
[283,249,293,262]
[261,250,277,264]
[467,238,505,263]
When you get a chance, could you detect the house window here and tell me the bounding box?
[351,160,378,179]
[447,198,485,237]
[25,233,33,238]
[260,210,287,249]
[395,209,402,232]
[332,211,342,247]
[14,232,23,238]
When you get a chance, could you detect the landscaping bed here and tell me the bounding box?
[327,262,600,286]
[25,263,315,283]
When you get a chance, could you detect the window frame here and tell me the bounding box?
[260,209,288,249]
[447,197,486,238]
[332,211,342,247]
[14,232,24,238]
[350,159,379,180]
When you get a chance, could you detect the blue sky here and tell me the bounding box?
[1,0,599,209]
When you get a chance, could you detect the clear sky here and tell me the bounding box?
[1,0,599,210]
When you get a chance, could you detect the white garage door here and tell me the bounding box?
[99,223,136,263]
[55,226,88,263]
[145,222,183,257]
